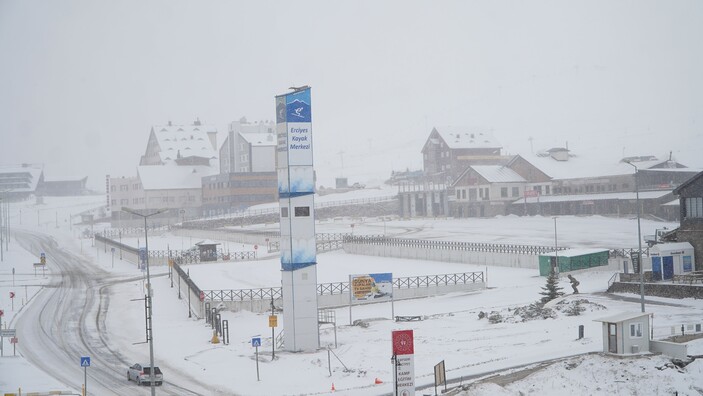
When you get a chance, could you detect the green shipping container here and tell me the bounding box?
[539,248,610,276]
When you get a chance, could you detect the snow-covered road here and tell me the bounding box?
[12,229,211,395]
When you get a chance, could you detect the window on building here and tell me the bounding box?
[512,187,519,197]
[295,206,310,216]
[133,198,139,204]
[629,322,643,337]
[462,189,466,199]
[281,207,289,217]
[120,185,128,191]
[111,199,116,205]
[162,197,169,203]
[501,187,508,198]
[120,199,128,205]
[456,190,461,199]
[545,186,550,195]
[685,197,703,218]
[133,183,140,190]
[110,186,116,192]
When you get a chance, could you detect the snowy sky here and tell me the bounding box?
[1,0,702,190]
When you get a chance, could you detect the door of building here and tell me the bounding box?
[608,323,617,353]
[651,257,662,281]
[663,256,674,280]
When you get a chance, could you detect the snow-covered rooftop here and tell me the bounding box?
[524,151,690,180]
[472,165,526,183]
[241,132,276,147]
[0,164,43,192]
[434,127,502,149]
[516,190,671,204]
[152,124,218,164]
[593,311,651,323]
[137,165,216,190]
[544,248,609,257]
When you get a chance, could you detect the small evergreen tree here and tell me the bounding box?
[539,269,564,304]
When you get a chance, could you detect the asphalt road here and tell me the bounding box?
[13,229,213,395]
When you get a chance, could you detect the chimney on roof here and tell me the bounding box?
[194,117,201,126]
[168,120,172,126]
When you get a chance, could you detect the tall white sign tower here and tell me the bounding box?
[275,86,319,352]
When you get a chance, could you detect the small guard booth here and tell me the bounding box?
[594,312,650,355]
[649,242,695,281]
[195,240,220,262]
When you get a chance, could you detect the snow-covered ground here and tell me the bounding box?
[1,195,702,395]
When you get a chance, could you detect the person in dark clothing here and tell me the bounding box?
[567,274,580,294]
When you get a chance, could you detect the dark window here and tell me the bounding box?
[281,207,288,217]
[501,187,508,198]
[295,206,310,216]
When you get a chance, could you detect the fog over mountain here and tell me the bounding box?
[1,0,702,190]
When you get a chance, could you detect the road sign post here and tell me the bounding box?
[0,310,3,356]
[252,337,261,381]
[81,356,91,396]
[10,291,14,311]
[269,315,278,359]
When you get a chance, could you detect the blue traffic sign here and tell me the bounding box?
[80,356,91,367]
[251,337,261,347]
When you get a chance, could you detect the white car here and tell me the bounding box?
[127,363,163,386]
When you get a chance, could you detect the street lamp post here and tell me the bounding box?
[625,161,646,313]
[553,217,559,275]
[123,207,166,396]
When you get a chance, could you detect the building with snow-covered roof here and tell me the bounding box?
[666,170,703,270]
[512,190,676,218]
[527,149,697,195]
[449,155,551,217]
[203,118,278,216]
[0,164,44,200]
[108,120,219,226]
[421,127,503,184]
[140,119,218,167]
[220,118,276,173]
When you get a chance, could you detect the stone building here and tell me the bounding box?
[669,171,703,270]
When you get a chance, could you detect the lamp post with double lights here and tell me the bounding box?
[123,207,166,396]
[625,161,646,313]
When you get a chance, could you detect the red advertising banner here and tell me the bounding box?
[392,329,414,355]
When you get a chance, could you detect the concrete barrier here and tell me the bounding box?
[344,243,540,269]
[650,340,689,360]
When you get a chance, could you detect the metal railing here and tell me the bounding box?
[345,235,566,255]
[202,271,484,302]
